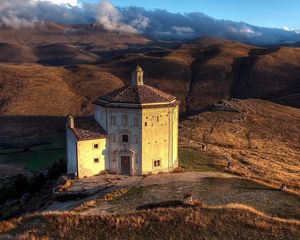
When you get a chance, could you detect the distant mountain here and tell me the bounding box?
[0,22,149,47]
[1,0,300,45]
[0,34,299,117]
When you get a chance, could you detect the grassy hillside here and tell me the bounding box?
[1,204,300,239]
[0,64,124,147]
[180,99,300,194]
[1,35,300,113]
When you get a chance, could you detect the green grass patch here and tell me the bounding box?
[3,150,66,172]
[0,132,66,173]
[179,148,217,172]
[30,132,65,151]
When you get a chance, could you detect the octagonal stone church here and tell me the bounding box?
[66,66,180,178]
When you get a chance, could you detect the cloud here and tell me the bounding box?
[171,26,195,36]
[129,14,150,32]
[0,0,300,44]
[283,26,300,34]
[0,0,93,28]
[0,15,40,29]
[34,0,78,6]
[94,0,137,33]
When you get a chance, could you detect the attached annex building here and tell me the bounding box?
[66,66,180,178]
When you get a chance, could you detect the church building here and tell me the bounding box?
[66,66,180,178]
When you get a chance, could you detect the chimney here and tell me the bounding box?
[68,115,74,129]
[131,65,144,86]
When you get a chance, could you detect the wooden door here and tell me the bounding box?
[121,156,131,175]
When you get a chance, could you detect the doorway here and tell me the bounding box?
[121,156,131,175]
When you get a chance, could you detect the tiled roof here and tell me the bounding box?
[71,118,107,141]
[94,99,180,109]
[98,85,176,104]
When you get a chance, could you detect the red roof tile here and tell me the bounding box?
[71,118,107,141]
[98,85,176,104]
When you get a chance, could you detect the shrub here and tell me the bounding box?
[12,174,29,194]
[48,158,67,179]
[0,174,47,205]
[0,174,30,204]
[29,173,46,193]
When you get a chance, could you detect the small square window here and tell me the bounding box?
[94,144,99,149]
[122,134,129,143]
[94,158,99,163]
[153,160,161,167]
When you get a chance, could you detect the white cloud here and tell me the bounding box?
[34,0,78,6]
[239,26,261,36]
[0,0,300,44]
[129,14,150,32]
[171,26,195,35]
[95,0,138,34]
[0,15,41,29]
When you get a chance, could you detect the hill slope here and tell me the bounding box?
[180,99,300,193]
[1,205,300,239]
[0,36,300,110]
[0,43,37,63]
[0,23,149,47]
[0,64,124,147]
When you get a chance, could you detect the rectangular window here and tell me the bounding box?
[134,117,139,127]
[94,144,99,149]
[110,116,116,126]
[145,122,147,127]
[122,134,129,143]
[122,115,128,126]
[157,116,159,122]
[134,135,138,144]
[153,160,161,167]
[94,158,99,163]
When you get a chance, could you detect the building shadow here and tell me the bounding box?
[0,115,93,148]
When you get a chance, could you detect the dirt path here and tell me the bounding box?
[65,171,235,192]
[45,171,300,220]
[116,171,235,187]
[46,172,235,211]
[85,178,300,219]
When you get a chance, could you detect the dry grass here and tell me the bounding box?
[1,37,300,148]
[0,219,17,234]
[180,99,300,194]
[0,64,123,147]
[59,180,74,192]
[73,188,128,212]
[1,203,300,240]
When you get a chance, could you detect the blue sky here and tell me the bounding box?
[82,0,300,29]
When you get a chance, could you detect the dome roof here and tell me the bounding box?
[97,84,176,104]
[93,67,180,108]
